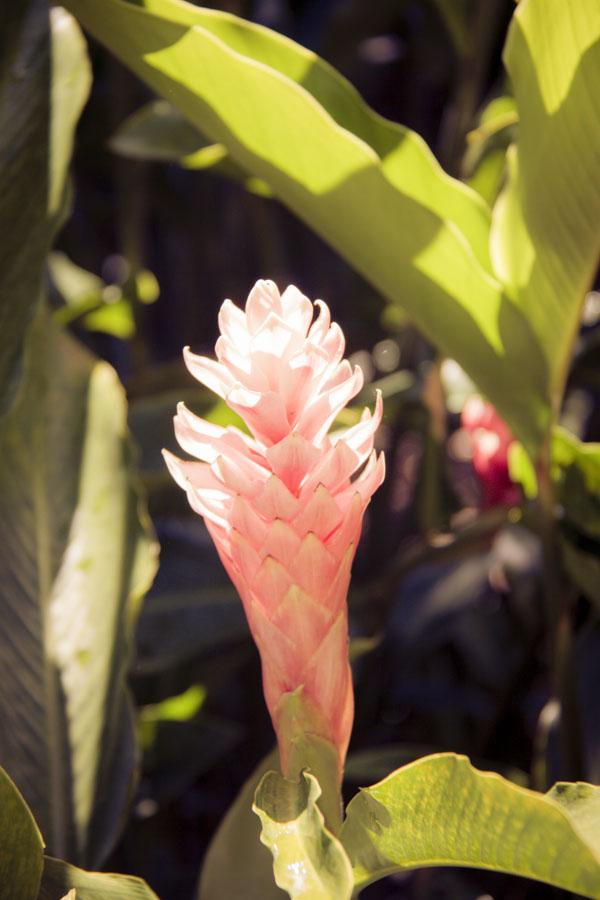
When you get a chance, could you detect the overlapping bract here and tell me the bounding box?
[164,280,384,775]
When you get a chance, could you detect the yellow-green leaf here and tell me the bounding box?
[340,753,600,897]
[254,771,353,900]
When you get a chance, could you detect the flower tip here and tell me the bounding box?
[162,448,188,490]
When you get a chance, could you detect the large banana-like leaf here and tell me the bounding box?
[493,0,600,417]
[0,311,158,867]
[340,753,600,897]
[0,765,44,900]
[64,0,551,456]
[0,3,90,416]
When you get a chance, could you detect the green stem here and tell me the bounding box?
[536,440,584,785]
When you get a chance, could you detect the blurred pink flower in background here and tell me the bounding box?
[164,280,384,779]
[461,395,520,508]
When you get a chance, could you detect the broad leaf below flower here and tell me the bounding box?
[340,752,600,897]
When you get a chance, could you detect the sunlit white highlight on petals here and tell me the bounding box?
[163,279,385,778]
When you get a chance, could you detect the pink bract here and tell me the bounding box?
[163,280,384,779]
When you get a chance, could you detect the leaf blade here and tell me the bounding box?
[340,753,600,897]
[63,0,552,455]
[0,313,158,866]
[0,766,44,900]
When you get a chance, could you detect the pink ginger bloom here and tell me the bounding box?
[163,280,384,779]
[461,395,520,508]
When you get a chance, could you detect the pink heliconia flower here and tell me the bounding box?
[461,395,520,508]
[163,280,384,779]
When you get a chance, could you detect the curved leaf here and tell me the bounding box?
[0,766,44,900]
[494,0,600,412]
[0,3,89,416]
[0,312,158,867]
[39,857,159,900]
[63,0,551,455]
[340,753,600,897]
[253,770,353,900]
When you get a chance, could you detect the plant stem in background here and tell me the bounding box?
[535,440,584,786]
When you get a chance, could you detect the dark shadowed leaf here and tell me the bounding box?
[0,766,44,900]
[199,750,286,900]
[0,3,89,415]
[0,311,158,867]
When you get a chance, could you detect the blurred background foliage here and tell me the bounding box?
[2,0,600,897]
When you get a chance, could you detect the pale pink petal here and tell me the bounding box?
[353,450,386,503]
[271,585,331,661]
[212,453,265,497]
[259,520,302,569]
[301,440,358,497]
[245,279,281,332]
[183,346,236,397]
[218,298,250,350]
[280,285,314,336]
[265,433,322,494]
[162,449,228,497]
[302,612,353,749]
[291,484,342,541]
[226,386,290,445]
[320,546,355,616]
[248,602,298,689]
[252,475,299,521]
[297,365,364,443]
[290,533,338,598]
[331,390,383,462]
[251,556,294,617]
[229,528,262,586]
[325,494,363,562]
[229,495,269,549]
[307,299,330,341]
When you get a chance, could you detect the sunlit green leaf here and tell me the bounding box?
[0,311,158,867]
[0,766,44,900]
[494,0,600,417]
[552,428,600,540]
[139,684,206,748]
[65,0,559,457]
[49,7,92,215]
[82,298,136,339]
[340,753,600,896]
[39,856,159,900]
[253,770,353,900]
[507,440,537,500]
